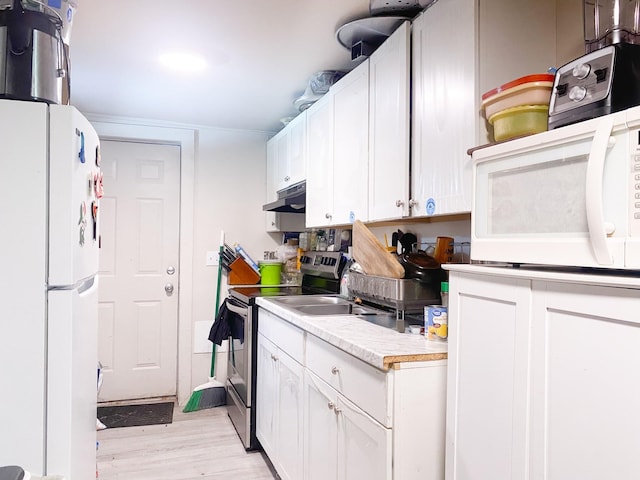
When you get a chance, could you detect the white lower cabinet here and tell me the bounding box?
[336,390,391,480]
[530,280,640,480]
[303,370,338,480]
[304,370,392,480]
[256,333,278,461]
[447,268,640,480]
[445,272,532,480]
[257,306,447,480]
[256,313,304,480]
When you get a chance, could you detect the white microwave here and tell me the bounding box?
[471,106,640,270]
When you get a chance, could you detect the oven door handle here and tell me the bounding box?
[226,299,249,317]
[585,115,615,266]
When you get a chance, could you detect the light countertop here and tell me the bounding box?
[255,297,448,371]
[444,263,640,288]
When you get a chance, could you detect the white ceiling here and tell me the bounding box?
[68,0,385,133]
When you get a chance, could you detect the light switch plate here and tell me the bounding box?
[206,251,219,266]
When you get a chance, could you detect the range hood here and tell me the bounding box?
[263,182,306,213]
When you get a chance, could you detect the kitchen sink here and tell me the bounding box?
[269,295,411,331]
[272,295,349,306]
[292,303,381,316]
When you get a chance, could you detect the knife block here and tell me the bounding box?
[228,257,260,285]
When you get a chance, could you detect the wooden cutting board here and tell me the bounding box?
[352,220,405,278]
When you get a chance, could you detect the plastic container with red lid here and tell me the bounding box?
[481,73,555,120]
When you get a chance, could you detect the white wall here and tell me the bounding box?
[190,127,280,389]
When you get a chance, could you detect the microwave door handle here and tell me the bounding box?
[585,116,615,265]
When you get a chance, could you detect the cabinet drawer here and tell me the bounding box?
[306,334,391,427]
[258,309,304,364]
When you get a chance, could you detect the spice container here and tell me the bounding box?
[299,232,309,251]
[440,281,449,307]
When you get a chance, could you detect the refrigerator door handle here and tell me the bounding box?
[49,276,96,293]
[585,116,615,266]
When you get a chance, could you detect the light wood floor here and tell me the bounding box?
[97,403,277,480]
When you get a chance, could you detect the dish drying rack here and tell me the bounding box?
[347,271,440,333]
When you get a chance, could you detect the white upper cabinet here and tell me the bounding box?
[411,0,557,218]
[306,59,370,228]
[368,21,410,222]
[269,110,307,193]
[306,91,335,228]
[283,111,307,189]
[266,138,306,232]
[331,59,370,226]
[411,0,476,217]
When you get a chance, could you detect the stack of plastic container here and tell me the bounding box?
[482,73,555,142]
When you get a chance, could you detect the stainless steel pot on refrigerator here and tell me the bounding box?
[0,0,73,104]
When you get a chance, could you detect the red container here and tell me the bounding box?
[482,73,555,120]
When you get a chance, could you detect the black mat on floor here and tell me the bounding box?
[97,402,174,428]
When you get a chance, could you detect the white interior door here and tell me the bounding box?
[98,140,180,401]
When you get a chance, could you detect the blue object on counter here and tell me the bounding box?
[234,244,260,274]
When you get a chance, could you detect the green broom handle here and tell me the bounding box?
[210,236,225,378]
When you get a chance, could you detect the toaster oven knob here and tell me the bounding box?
[572,63,591,80]
[569,85,587,102]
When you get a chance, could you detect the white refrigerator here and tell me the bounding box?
[0,99,101,479]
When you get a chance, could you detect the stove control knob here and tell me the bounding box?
[569,85,587,102]
[572,63,591,79]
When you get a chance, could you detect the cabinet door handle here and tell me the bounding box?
[396,199,404,207]
[409,199,417,209]
[328,401,335,410]
[284,175,290,182]
[271,354,278,362]
[333,407,342,415]
[325,213,332,220]
[331,366,340,375]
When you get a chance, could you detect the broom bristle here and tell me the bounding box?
[197,386,227,410]
[182,390,203,413]
[183,385,226,413]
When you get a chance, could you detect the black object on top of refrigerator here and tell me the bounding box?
[549,0,640,129]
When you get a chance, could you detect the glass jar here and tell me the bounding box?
[309,229,318,251]
[299,232,309,251]
[316,234,328,251]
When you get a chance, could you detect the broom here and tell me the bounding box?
[183,231,227,412]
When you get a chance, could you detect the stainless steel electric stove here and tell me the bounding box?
[225,251,346,450]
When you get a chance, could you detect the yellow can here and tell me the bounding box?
[425,305,448,342]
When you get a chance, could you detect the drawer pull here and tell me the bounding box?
[331,366,340,375]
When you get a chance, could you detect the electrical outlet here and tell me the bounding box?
[206,251,219,266]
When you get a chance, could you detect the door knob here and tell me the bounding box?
[165,283,174,295]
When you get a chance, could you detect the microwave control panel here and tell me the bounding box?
[633,130,640,233]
